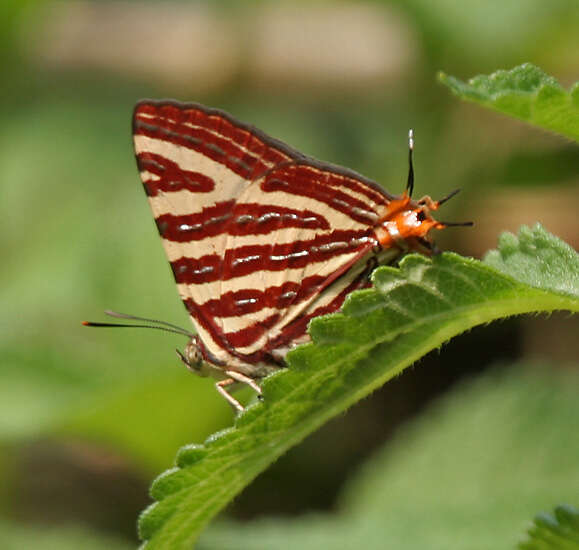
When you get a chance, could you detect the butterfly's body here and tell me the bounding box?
[127,100,462,411]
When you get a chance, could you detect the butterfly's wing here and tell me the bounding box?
[134,100,303,365]
[219,161,396,363]
[133,100,397,370]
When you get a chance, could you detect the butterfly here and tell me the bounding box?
[85,100,469,412]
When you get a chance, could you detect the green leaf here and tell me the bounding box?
[139,225,578,549]
[519,505,579,550]
[438,64,579,141]
[484,224,579,298]
[197,364,579,550]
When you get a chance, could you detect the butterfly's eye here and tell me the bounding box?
[184,338,204,372]
[417,210,427,222]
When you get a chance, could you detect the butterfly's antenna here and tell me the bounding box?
[436,188,461,206]
[104,310,193,333]
[82,310,194,338]
[406,129,415,197]
[438,220,474,227]
[434,189,473,227]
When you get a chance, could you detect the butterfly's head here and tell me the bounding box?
[177,336,207,377]
[376,190,471,254]
[376,131,472,254]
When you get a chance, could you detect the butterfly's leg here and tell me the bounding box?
[224,370,263,397]
[216,378,245,412]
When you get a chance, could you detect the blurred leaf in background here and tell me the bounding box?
[403,0,579,70]
[519,505,579,550]
[439,63,579,140]
[0,519,132,550]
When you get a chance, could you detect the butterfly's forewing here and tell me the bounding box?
[133,101,295,365]
[133,100,395,368]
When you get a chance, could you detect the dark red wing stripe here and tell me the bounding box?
[194,275,328,318]
[134,104,290,180]
[137,153,215,196]
[221,313,281,349]
[156,201,234,242]
[156,203,329,243]
[263,165,380,225]
[229,204,329,235]
[307,163,389,206]
[171,229,376,284]
[171,254,222,285]
[334,174,389,206]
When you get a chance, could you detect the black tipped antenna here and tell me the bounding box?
[82,310,194,338]
[406,129,414,197]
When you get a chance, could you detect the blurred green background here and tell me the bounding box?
[1,0,578,547]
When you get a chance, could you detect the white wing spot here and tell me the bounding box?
[350,236,377,246]
[206,214,231,226]
[235,298,259,307]
[280,291,297,300]
[232,254,261,267]
[179,223,202,232]
[270,250,309,261]
[257,212,281,223]
[311,242,348,253]
[193,266,214,275]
